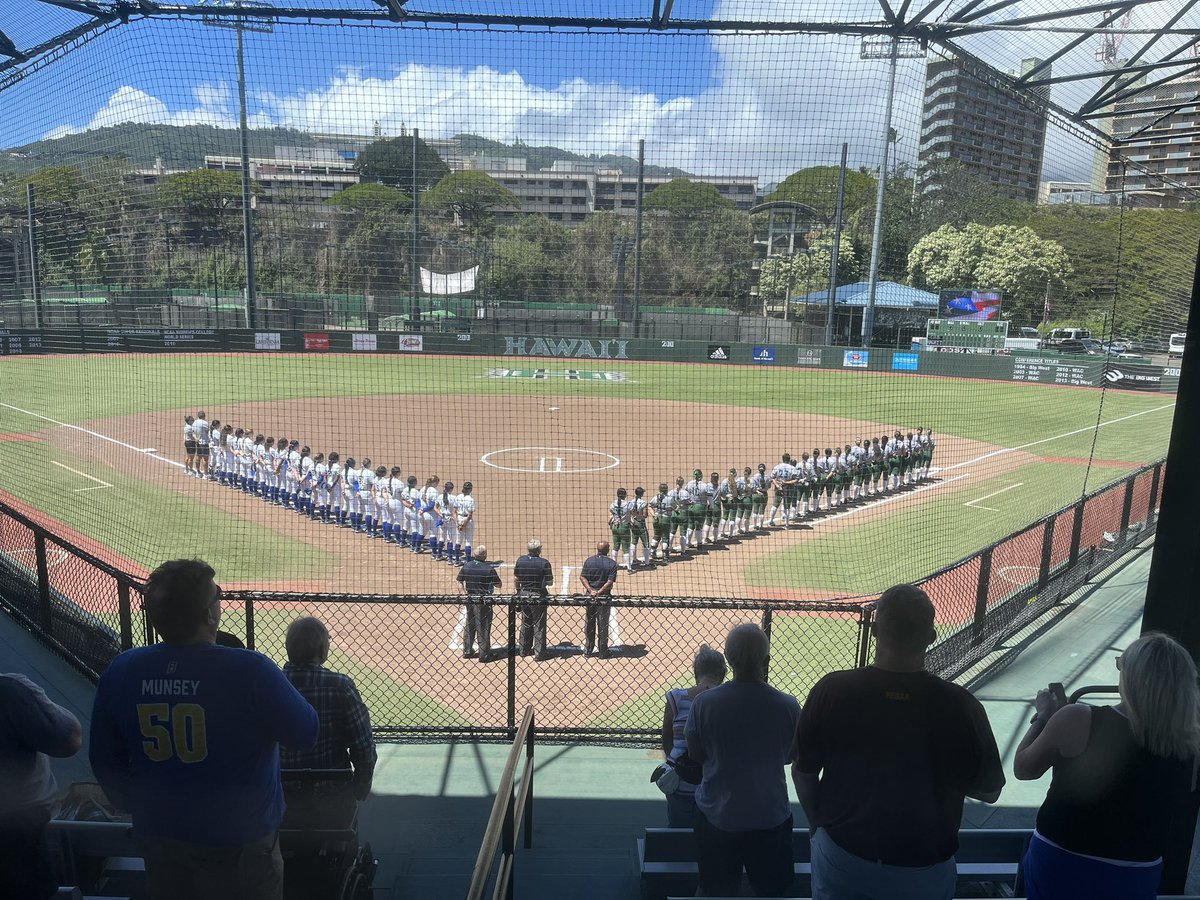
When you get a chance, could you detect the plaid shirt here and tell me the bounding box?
[281,663,377,799]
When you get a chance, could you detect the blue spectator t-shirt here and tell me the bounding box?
[90,643,318,846]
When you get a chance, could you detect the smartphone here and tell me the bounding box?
[1049,682,1068,707]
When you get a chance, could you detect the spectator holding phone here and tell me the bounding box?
[1015,632,1200,899]
[657,644,727,827]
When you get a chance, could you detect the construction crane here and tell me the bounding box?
[1096,9,1132,64]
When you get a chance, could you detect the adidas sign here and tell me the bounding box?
[708,345,730,360]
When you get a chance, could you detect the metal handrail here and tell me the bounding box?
[466,705,536,900]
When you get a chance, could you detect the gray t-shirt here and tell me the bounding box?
[0,673,79,815]
[685,680,801,832]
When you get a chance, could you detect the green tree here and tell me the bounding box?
[485,235,557,302]
[907,224,1073,325]
[768,166,876,222]
[644,179,735,215]
[155,169,247,245]
[915,158,1032,231]
[354,135,450,196]
[423,170,519,234]
[640,206,753,307]
[758,238,862,301]
[325,182,411,211]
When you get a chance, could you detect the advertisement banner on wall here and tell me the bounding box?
[352,333,378,352]
[255,332,281,351]
[708,344,730,361]
[752,346,776,364]
[1103,363,1163,392]
[843,350,869,369]
[398,334,424,352]
[795,348,822,367]
[892,352,919,371]
[304,333,330,351]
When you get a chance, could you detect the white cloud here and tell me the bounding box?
[43,81,271,138]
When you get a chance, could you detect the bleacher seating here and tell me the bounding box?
[639,826,1031,899]
[46,819,142,899]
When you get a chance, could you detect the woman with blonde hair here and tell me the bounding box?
[1014,632,1200,899]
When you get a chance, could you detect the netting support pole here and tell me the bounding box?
[1038,517,1056,592]
[1148,462,1162,526]
[1140,237,1200,895]
[34,533,51,637]
[26,184,41,327]
[971,547,993,645]
[507,600,517,738]
[1067,500,1085,568]
[244,595,256,651]
[117,580,133,650]
[236,23,257,331]
[410,129,421,325]
[825,142,847,346]
[1119,477,1135,535]
[633,138,645,329]
[760,607,773,680]
[861,39,898,348]
[855,605,874,668]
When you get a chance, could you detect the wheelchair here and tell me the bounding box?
[279,769,377,900]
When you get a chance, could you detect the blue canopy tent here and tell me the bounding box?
[790,281,939,345]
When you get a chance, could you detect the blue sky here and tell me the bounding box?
[0,0,1115,181]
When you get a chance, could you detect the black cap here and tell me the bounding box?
[659,483,669,492]
[617,487,627,498]
[463,481,473,491]
[635,486,645,496]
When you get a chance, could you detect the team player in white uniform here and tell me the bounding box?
[419,475,441,556]
[750,464,769,530]
[668,476,691,554]
[182,416,196,477]
[438,481,459,564]
[401,475,421,550]
[325,452,343,525]
[767,454,794,526]
[297,448,316,517]
[379,466,404,544]
[455,482,476,564]
[342,457,361,528]
[358,458,377,535]
[313,453,330,522]
[192,412,211,480]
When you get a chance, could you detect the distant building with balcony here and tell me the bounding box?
[1104,75,1200,206]
[917,56,1051,204]
[1037,180,1116,206]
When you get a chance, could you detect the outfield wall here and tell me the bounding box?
[0,327,1180,393]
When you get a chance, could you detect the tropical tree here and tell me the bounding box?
[423,171,519,234]
[768,166,876,223]
[155,169,247,245]
[907,224,1073,325]
[354,135,450,196]
[644,178,735,215]
[325,182,411,212]
[758,238,862,301]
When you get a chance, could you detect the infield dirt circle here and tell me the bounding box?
[67,393,1021,598]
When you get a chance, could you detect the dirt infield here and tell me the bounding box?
[47,393,1024,598]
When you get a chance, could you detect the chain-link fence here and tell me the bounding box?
[0,456,1160,744]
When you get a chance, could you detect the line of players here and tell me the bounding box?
[604,428,937,569]
[180,411,478,565]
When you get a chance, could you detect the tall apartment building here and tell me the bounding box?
[917,56,1051,203]
[1104,75,1200,206]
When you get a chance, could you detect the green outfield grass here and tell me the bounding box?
[0,440,333,580]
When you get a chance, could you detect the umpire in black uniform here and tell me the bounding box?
[514,538,554,661]
[457,545,501,662]
[579,540,618,658]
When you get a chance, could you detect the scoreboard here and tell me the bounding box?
[926,319,1009,350]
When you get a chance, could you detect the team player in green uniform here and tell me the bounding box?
[609,487,634,571]
[669,476,692,554]
[751,463,770,530]
[738,466,754,534]
[650,483,675,562]
[686,469,709,547]
[630,486,652,568]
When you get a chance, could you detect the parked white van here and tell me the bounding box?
[1045,327,1091,347]
[1168,332,1186,357]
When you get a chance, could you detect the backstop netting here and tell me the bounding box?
[0,2,1192,737]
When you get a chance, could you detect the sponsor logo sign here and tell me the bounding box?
[502,336,627,359]
[795,348,822,366]
[708,344,731,361]
[398,334,425,352]
[255,332,281,351]
[843,350,869,369]
[303,333,330,351]
[892,352,919,372]
[1103,363,1163,392]
[352,333,377,352]
[752,345,776,364]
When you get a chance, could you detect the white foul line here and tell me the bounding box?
[0,401,184,469]
[947,403,1175,471]
[965,482,1024,512]
[51,460,112,491]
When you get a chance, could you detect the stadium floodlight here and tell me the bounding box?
[859,35,925,347]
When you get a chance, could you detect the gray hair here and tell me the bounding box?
[474,545,488,562]
[285,616,330,664]
[527,538,542,555]
[1121,632,1200,761]
[724,623,769,676]
[693,644,728,683]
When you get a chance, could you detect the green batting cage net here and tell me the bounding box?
[0,1,1193,738]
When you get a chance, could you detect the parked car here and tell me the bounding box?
[1056,339,1092,354]
[1080,339,1107,354]
[1107,338,1132,353]
[1128,339,1165,353]
[1045,327,1092,347]
[1018,326,1041,339]
[1168,332,1186,357]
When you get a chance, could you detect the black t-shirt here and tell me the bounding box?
[580,554,618,593]
[513,554,553,596]
[457,559,502,596]
[1037,705,1196,861]
[794,666,1004,866]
